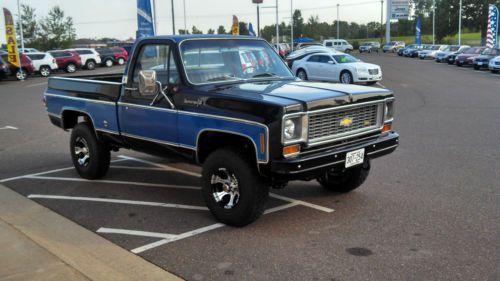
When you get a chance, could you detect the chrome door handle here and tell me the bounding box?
[124,87,137,91]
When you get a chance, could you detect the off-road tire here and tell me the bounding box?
[201,148,269,226]
[317,163,370,193]
[70,122,110,179]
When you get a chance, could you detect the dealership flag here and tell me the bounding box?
[3,8,20,68]
[248,23,256,36]
[486,4,499,48]
[232,16,239,35]
[415,17,422,45]
[137,0,155,39]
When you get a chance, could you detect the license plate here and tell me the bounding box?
[477,62,483,65]
[345,148,365,168]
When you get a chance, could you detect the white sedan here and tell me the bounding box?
[291,52,382,85]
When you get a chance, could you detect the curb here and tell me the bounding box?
[0,184,183,281]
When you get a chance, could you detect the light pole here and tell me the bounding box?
[432,0,435,45]
[17,0,25,51]
[276,0,279,44]
[380,0,383,44]
[336,4,340,39]
[458,0,462,45]
[385,0,390,45]
[171,0,176,35]
[183,0,187,34]
[290,0,293,51]
[152,0,157,34]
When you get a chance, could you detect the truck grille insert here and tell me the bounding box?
[308,103,381,144]
[368,69,379,75]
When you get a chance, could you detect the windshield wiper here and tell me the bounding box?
[206,75,243,82]
[251,72,278,78]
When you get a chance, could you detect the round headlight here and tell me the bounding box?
[284,119,296,140]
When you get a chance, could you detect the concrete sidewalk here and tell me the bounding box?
[0,184,183,281]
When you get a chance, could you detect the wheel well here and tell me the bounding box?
[296,68,305,76]
[61,110,94,130]
[197,131,257,165]
[86,59,95,64]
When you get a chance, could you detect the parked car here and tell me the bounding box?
[0,56,11,81]
[292,52,382,85]
[122,45,134,56]
[25,52,59,77]
[43,35,398,226]
[488,55,500,73]
[285,46,339,68]
[323,39,353,53]
[19,48,41,53]
[473,48,500,70]
[359,42,380,53]
[434,45,468,62]
[0,51,35,80]
[296,42,322,49]
[96,47,129,67]
[383,41,405,53]
[69,48,101,70]
[455,47,487,67]
[418,45,448,60]
[48,50,82,73]
[403,45,425,57]
[398,44,417,56]
[446,47,471,64]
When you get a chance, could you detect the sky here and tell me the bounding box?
[0,0,389,44]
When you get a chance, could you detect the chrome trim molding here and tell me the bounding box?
[367,144,399,156]
[118,102,177,113]
[121,132,196,150]
[96,128,120,135]
[50,76,122,85]
[45,93,116,106]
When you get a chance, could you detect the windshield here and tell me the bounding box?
[464,47,484,54]
[431,46,441,50]
[180,39,293,84]
[447,46,459,52]
[332,54,359,63]
[482,48,499,55]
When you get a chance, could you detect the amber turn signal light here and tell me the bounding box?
[283,144,300,157]
[382,123,392,133]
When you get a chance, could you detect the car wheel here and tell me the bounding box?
[317,162,370,193]
[201,148,269,226]
[345,49,351,53]
[492,70,498,73]
[457,62,463,67]
[39,66,51,77]
[118,58,125,65]
[105,59,113,67]
[70,122,110,179]
[15,69,27,80]
[86,60,96,70]
[473,65,479,70]
[340,71,353,84]
[368,49,372,53]
[66,63,77,73]
[297,69,308,80]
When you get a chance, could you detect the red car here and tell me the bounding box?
[455,47,486,67]
[48,50,82,73]
[111,47,129,65]
[0,51,35,80]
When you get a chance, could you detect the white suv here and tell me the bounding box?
[69,48,101,70]
[323,39,353,53]
[25,52,59,77]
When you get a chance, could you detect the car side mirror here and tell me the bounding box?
[138,70,158,96]
[328,60,335,64]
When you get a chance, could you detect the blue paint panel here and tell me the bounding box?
[45,95,119,133]
[178,114,268,162]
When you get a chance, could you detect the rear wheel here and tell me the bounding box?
[473,65,479,70]
[317,162,370,193]
[86,60,96,70]
[70,122,110,179]
[201,148,269,226]
[66,63,77,73]
[15,69,27,80]
[39,66,51,77]
[340,71,353,84]
[492,70,498,73]
[118,58,125,65]
[297,69,308,80]
[105,59,113,67]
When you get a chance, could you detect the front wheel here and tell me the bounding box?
[340,71,353,84]
[66,63,77,73]
[118,58,125,65]
[201,148,269,226]
[105,59,113,67]
[473,65,479,70]
[70,122,110,179]
[317,162,370,193]
[39,66,51,77]
[297,69,308,80]
[15,69,27,80]
[492,70,498,74]
[86,60,96,70]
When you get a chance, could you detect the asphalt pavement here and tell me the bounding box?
[0,54,499,281]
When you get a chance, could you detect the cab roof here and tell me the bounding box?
[138,34,262,43]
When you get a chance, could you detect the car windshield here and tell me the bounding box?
[431,46,441,50]
[180,39,293,84]
[447,46,459,51]
[482,48,499,55]
[464,48,483,54]
[332,54,359,63]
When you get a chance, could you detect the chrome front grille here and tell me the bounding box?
[308,102,382,145]
[495,61,500,65]
[368,69,379,75]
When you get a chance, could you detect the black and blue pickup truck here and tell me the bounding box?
[44,35,399,226]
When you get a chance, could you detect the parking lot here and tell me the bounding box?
[1,53,499,280]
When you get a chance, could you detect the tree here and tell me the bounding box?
[192,26,203,34]
[207,28,215,34]
[238,21,249,35]
[36,6,76,50]
[178,29,190,34]
[18,4,38,44]
[292,10,304,38]
[217,25,227,34]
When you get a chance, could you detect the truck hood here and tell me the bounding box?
[206,80,392,111]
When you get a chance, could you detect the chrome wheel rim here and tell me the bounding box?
[210,168,240,209]
[87,62,95,69]
[341,72,352,84]
[298,71,306,80]
[67,64,76,73]
[118,58,125,65]
[106,60,113,67]
[16,70,26,80]
[74,137,90,167]
[40,67,50,77]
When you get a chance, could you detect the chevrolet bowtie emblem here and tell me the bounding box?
[340,117,353,126]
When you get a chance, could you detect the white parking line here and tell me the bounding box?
[97,228,177,239]
[269,193,334,213]
[130,202,299,254]
[25,81,47,88]
[24,175,201,190]
[118,155,201,178]
[376,82,386,89]
[27,194,209,211]
[111,165,167,171]
[0,126,18,130]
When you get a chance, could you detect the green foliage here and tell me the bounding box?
[207,28,215,34]
[192,26,203,34]
[238,21,249,35]
[217,25,227,34]
[18,4,38,44]
[352,41,360,50]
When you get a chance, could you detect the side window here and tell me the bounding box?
[130,44,179,99]
[318,56,332,63]
[325,42,332,47]
[334,42,340,46]
[307,55,319,62]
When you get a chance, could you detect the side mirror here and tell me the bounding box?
[138,70,158,96]
[327,60,335,64]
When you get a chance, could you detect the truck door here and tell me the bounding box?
[118,42,179,153]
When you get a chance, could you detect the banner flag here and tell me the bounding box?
[415,17,422,45]
[486,4,498,48]
[137,0,155,39]
[248,23,256,36]
[232,15,239,35]
[3,8,21,68]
